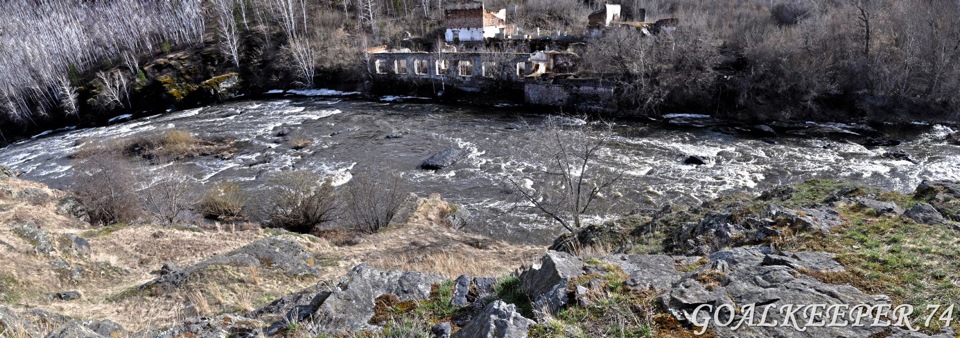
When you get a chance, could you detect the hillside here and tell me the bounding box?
[1,0,959,142]
[0,170,541,336]
[2,167,960,336]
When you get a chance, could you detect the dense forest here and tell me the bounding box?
[1,0,958,141]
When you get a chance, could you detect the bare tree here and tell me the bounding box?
[507,118,623,234]
[213,0,242,67]
[95,70,130,109]
[289,37,317,86]
[343,171,409,233]
[56,76,78,116]
[141,166,198,224]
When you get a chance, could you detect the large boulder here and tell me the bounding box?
[902,203,945,225]
[304,264,443,335]
[913,180,960,221]
[451,300,535,338]
[421,148,466,170]
[854,198,904,216]
[519,251,584,317]
[663,246,889,337]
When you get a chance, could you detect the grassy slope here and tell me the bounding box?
[0,175,541,333]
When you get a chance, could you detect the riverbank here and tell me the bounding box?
[1,168,958,337]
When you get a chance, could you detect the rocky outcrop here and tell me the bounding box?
[604,254,695,291]
[12,221,55,255]
[309,264,442,334]
[140,237,322,295]
[663,246,896,337]
[519,251,584,317]
[153,315,263,338]
[421,148,466,170]
[451,300,535,338]
[902,203,945,224]
[855,198,904,216]
[914,180,960,221]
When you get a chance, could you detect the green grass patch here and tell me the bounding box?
[81,223,128,238]
[785,205,960,332]
[494,276,533,319]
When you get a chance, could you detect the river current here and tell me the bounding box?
[2,95,958,244]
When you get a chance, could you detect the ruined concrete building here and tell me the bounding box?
[444,1,507,43]
[587,4,622,28]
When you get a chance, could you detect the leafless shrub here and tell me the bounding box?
[71,153,142,226]
[197,181,249,221]
[771,2,811,25]
[255,170,337,234]
[141,167,198,224]
[343,171,409,233]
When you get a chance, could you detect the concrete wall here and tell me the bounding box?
[369,52,616,113]
[445,28,484,42]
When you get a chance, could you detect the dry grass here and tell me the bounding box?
[288,136,313,150]
[70,129,238,163]
[0,175,539,333]
[356,194,543,279]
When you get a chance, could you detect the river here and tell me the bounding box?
[2,95,958,244]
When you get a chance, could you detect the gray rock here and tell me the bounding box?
[56,291,82,301]
[447,205,471,229]
[307,264,443,335]
[764,205,843,233]
[85,320,126,337]
[451,274,471,306]
[605,254,688,291]
[855,198,904,216]
[159,262,178,275]
[663,246,889,338]
[520,251,584,317]
[451,300,534,338]
[915,180,960,200]
[155,315,263,338]
[13,221,54,255]
[902,203,945,224]
[141,237,321,294]
[61,234,91,257]
[762,251,845,273]
[45,323,104,338]
[421,148,466,170]
[56,197,89,223]
[248,285,330,336]
[753,124,776,136]
[683,155,707,166]
[431,322,452,338]
[473,277,498,298]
